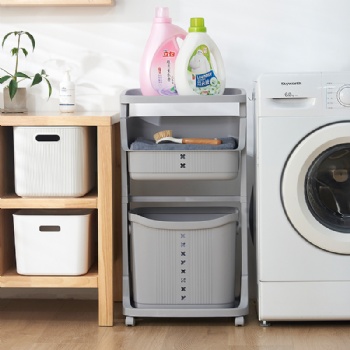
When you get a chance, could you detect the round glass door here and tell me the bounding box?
[281,122,350,254]
[305,144,350,233]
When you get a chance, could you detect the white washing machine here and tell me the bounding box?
[255,71,350,324]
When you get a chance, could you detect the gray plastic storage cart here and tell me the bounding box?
[120,88,249,326]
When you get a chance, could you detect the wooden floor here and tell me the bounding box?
[0,299,350,349]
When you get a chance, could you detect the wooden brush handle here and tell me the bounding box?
[182,138,222,145]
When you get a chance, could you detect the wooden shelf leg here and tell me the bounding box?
[97,125,114,326]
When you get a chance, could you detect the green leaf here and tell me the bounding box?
[41,69,47,76]
[44,77,52,98]
[0,75,11,84]
[8,79,18,100]
[31,73,42,87]
[24,32,35,51]
[1,31,14,48]
[15,71,31,79]
[21,48,28,57]
[11,48,18,56]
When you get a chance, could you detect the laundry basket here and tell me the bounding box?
[129,207,238,308]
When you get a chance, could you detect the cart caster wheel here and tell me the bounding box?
[260,320,271,327]
[125,316,135,326]
[234,316,245,326]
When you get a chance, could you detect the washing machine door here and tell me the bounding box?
[282,122,350,254]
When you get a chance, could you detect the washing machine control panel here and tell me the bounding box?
[326,83,350,108]
[337,85,350,106]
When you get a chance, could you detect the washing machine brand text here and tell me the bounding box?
[281,82,302,85]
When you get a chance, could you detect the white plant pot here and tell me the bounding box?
[3,87,27,113]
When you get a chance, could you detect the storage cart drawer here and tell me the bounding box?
[129,207,238,308]
[13,209,94,276]
[14,126,96,197]
[128,150,238,180]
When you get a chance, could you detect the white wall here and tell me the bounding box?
[2,0,350,155]
[1,0,350,299]
[1,0,350,115]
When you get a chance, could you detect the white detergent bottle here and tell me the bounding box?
[139,7,187,96]
[175,17,226,95]
[59,70,75,113]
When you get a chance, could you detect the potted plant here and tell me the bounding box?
[0,31,52,113]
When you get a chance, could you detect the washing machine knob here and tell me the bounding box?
[337,85,350,106]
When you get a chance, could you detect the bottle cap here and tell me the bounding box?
[154,7,171,23]
[189,17,207,32]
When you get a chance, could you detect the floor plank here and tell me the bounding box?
[0,300,349,349]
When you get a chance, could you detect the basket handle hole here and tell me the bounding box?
[35,135,60,142]
[39,225,61,232]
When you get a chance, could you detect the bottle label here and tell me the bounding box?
[150,38,179,96]
[59,87,75,108]
[187,45,221,95]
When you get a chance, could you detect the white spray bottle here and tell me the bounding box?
[59,70,75,113]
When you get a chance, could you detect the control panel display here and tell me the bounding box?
[326,83,350,108]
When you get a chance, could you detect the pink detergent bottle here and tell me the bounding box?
[140,7,187,96]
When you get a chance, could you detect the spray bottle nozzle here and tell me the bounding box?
[63,70,71,81]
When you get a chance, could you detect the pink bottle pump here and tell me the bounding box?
[139,7,187,96]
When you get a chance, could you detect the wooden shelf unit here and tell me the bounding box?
[0,0,114,7]
[0,112,119,326]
